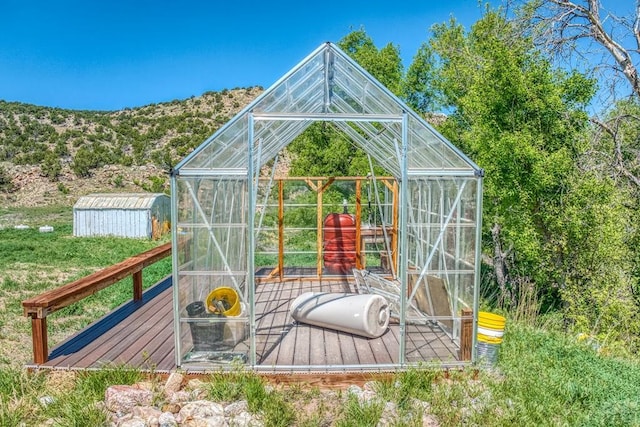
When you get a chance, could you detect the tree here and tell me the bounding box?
[516,0,640,193]
[411,10,640,344]
[517,0,640,100]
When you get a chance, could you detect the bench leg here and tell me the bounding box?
[31,316,48,364]
[133,270,143,301]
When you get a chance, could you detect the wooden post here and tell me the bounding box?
[278,180,284,280]
[30,315,48,364]
[460,308,473,361]
[317,179,323,279]
[391,180,399,273]
[355,179,362,269]
[133,270,143,301]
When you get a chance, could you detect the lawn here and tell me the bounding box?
[0,207,171,368]
[2,207,640,426]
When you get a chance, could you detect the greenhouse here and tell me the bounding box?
[170,42,484,372]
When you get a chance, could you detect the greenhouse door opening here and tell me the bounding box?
[254,176,397,280]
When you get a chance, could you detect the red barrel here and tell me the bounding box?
[323,213,356,273]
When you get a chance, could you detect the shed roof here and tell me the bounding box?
[174,42,481,178]
[74,193,168,210]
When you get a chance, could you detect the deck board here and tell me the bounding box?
[36,275,461,372]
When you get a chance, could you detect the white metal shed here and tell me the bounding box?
[73,193,170,239]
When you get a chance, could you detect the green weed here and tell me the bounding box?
[205,368,295,426]
[335,393,383,427]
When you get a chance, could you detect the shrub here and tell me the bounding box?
[0,166,15,193]
[41,151,62,181]
[71,147,100,177]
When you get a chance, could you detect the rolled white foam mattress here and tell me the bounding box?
[290,292,389,338]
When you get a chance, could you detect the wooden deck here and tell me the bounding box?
[31,275,460,372]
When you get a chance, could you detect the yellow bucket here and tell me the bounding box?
[478,311,506,330]
[206,287,240,317]
[477,333,503,344]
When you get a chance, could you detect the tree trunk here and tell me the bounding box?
[491,222,512,306]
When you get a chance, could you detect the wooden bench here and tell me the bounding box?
[22,242,172,364]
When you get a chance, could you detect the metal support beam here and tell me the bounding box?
[399,113,409,366]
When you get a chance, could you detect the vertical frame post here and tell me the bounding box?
[247,113,257,367]
[399,112,409,367]
[472,175,484,363]
[170,173,182,367]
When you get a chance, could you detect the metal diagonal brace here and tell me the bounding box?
[408,180,467,305]
[184,181,244,302]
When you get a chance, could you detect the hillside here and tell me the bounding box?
[0,87,262,207]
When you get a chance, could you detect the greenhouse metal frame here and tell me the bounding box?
[170,42,484,371]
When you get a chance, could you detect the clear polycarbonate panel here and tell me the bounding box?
[406,114,475,171]
[333,121,401,177]
[329,53,403,116]
[252,50,325,115]
[180,113,249,171]
[175,176,250,368]
[253,119,313,167]
[403,177,477,363]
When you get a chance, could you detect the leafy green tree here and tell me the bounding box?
[411,10,640,345]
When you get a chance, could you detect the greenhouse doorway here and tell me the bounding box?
[254,175,397,281]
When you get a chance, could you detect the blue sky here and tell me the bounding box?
[0,0,487,111]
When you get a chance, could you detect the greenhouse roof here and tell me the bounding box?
[174,42,481,178]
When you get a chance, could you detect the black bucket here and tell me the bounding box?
[186,301,225,352]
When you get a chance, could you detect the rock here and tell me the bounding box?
[187,378,207,391]
[346,385,362,396]
[422,414,440,427]
[158,411,178,427]
[164,372,184,396]
[359,390,377,404]
[181,416,226,427]
[229,411,263,427]
[169,390,193,404]
[135,381,155,391]
[376,401,398,427]
[119,417,147,427]
[132,405,162,424]
[162,402,182,414]
[224,400,249,417]
[186,379,208,400]
[105,385,154,414]
[179,400,225,420]
[38,396,55,407]
[410,398,432,413]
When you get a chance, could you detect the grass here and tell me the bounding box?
[2,316,640,425]
[3,207,640,425]
[2,328,640,425]
[0,208,171,368]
